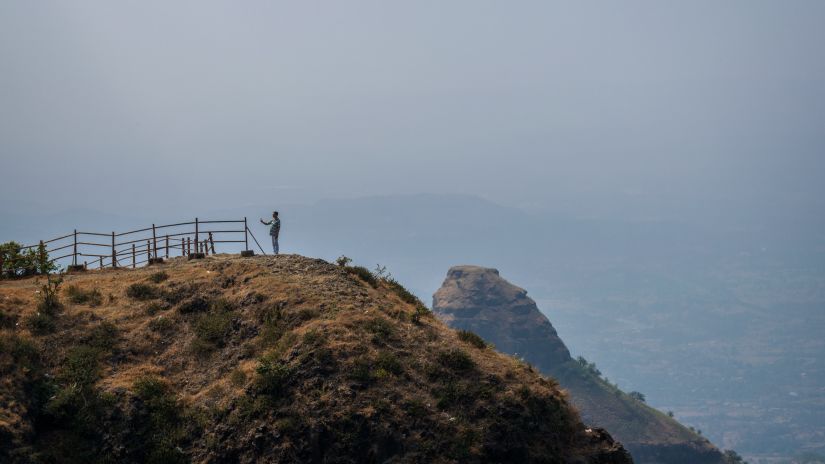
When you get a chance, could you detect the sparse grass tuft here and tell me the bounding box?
[126,283,161,301]
[458,330,487,349]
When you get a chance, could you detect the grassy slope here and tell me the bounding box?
[0,255,630,464]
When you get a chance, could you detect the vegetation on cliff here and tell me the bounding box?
[0,255,630,463]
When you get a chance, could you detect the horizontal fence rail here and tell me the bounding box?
[17,217,267,271]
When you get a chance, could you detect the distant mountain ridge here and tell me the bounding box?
[433,265,726,464]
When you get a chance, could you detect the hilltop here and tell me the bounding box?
[433,265,725,464]
[0,254,631,463]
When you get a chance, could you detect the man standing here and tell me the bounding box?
[260,211,281,255]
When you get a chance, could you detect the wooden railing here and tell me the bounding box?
[18,217,267,271]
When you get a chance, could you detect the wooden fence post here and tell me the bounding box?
[209,232,215,254]
[165,235,169,258]
[73,229,78,266]
[146,240,151,261]
[132,244,136,268]
[181,238,185,256]
[152,224,157,259]
[244,217,249,251]
[99,256,103,269]
[111,232,117,268]
[194,218,199,254]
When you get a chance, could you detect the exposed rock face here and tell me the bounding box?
[434,265,726,464]
[434,266,571,368]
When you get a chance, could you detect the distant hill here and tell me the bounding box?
[0,254,631,463]
[433,265,725,464]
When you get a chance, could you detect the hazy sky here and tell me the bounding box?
[2,1,824,224]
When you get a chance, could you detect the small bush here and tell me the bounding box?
[229,369,247,387]
[149,316,175,333]
[145,302,165,316]
[62,345,102,386]
[148,271,169,283]
[255,356,292,396]
[36,275,63,315]
[364,317,394,344]
[65,285,103,307]
[126,283,160,301]
[384,278,423,306]
[628,391,646,403]
[26,312,56,335]
[438,349,476,372]
[191,310,233,354]
[458,330,487,349]
[345,265,378,288]
[177,296,211,314]
[375,351,403,376]
[411,304,431,324]
[335,255,352,267]
[133,376,188,464]
[0,333,40,369]
[84,321,118,350]
[0,309,18,329]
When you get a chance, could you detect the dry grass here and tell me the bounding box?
[0,254,629,463]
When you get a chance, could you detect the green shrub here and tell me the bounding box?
[62,345,102,386]
[335,255,352,267]
[126,283,160,301]
[84,321,118,350]
[177,295,210,314]
[348,358,372,383]
[148,271,169,283]
[364,317,395,344]
[1,241,54,278]
[133,376,188,464]
[438,349,476,372]
[457,330,487,349]
[345,265,378,288]
[193,311,232,346]
[0,333,40,370]
[255,356,292,396]
[383,278,423,306]
[26,312,56,335]
[628,391,646,403]
[411,304,431,324]
[375,351,403,376]
[65,285,103,306]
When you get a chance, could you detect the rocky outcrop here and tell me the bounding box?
[434,265,726,464]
